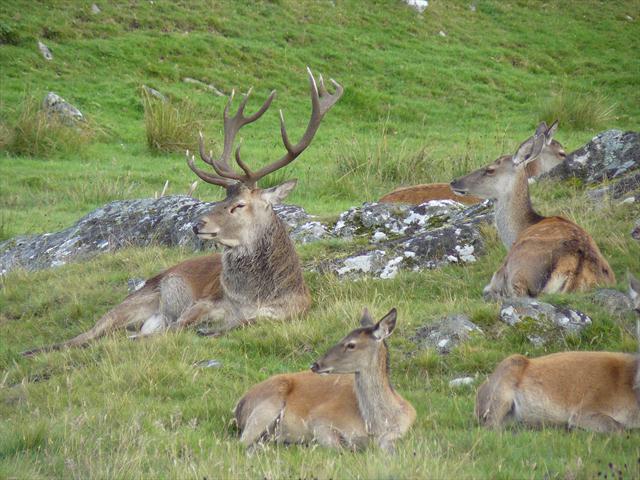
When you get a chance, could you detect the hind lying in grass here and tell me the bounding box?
[235,308,415,452]
[451,122,615,299]
[476,275,640,432]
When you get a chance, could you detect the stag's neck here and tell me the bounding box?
[354,346,404,436]
[222,212,305,301]
[494,169,544,249]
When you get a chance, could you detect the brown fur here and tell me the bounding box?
[476,351,640,432]
[450,123,614,299]
[235,309,416,451]
[379,183,481,205]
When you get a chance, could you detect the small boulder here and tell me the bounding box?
[91,4,101,14]
[449,376,475,388]
[37,40,53,60]
[546,130,639,184]
[500,298,591,346]
[405,0,428,13]
[592,288,634,316]
[412,314,483,354]
[142,85,167,102]
[632,219,640,241]
[42,92,84,124]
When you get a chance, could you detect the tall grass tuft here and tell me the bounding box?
[4,95,94,158]
[142,88,201,154]
[538,89,616,131]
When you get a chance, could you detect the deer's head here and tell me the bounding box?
[311,308,397,374]
[450,121,560,200]
[190,68,343,248]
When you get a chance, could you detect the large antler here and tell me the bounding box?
[187,67,343,189]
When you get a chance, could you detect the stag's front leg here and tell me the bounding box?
[173,300,226,331]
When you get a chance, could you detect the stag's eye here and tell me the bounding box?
[230,203,246,213]
[485,168,496,176]
[346,342,356,350]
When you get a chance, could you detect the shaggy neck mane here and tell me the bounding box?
[221,211,306,301]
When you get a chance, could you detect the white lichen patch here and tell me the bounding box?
[380,256,403,279]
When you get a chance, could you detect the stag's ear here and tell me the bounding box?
[372,308,397,341]
[360,307,375,327]
[545,120,559,145]
[512,133,546,167]
[260,179,298,205]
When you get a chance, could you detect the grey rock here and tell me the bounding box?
[585,171,640,203]
[0,197,321,275]
[592,288,633,316]
[546,130,640,184]
[499,298,592,345]
[38,41,53,60]
[182,77,225,97]
[449,376,475,388]
[142,85,167,102]
[42,92,84,124]
[412,314,483,354]
[127,278,146,294]
[91,4,101,14]
[632,219,640,241]
[405,0,428,13]
[322,200,491,278]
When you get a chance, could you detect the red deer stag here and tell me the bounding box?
[234,308,416,452]
[22,68,343,356]
[450,122,614,299]
[379,121,566,206]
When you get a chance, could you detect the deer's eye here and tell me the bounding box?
[485,168,496,176]
[230,203,245,213]
[346,342,356,350]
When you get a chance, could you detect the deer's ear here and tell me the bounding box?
[534,121,548,136]
[360,307,375,327]
[372,308,397,340]
[512,133,545,167]
[545,120,559,145]
[260,179,298,205]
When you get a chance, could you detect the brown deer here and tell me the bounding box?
[476,276,640,432]
[450,122,615,299]
[234,308,416,452]
[379,122,566,206]
[22,68,343,356]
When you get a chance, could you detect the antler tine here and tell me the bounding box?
[186,152,235,188]
[247,67,344,185]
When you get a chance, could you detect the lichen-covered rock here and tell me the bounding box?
[546,130,639,184]
[499,298,591,346]
[449,376,476,388]
[42,92,84,124]
[592,288,634,316]
[412,314,483,354]
[321,200,491,278]
[0,197,321,275]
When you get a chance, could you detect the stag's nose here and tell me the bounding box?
[192,220,205,234]
[310,362,320,373]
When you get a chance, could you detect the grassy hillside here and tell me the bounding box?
[1,0,640,478]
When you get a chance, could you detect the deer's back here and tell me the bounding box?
[516,352,640,425]
[379,183,481,205]
[503,216,615,293]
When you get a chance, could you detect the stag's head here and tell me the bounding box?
[190,68,343,248]
[311,308,397,374]
[450,121,559,200]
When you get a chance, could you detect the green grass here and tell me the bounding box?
[1,0,640,478]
